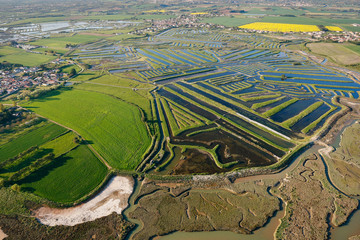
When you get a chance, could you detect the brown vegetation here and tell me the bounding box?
[0,213,134,240]
[275,154,358,239]
[129,177,280,239]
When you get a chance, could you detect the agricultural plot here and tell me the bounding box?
[20,145,108,203]
[0,122,67,162]
[0,46,56,67]
[30,34,105,50]
[238,22,342,32]
[0,118,107,203]
[22,89,151,170]
[307,43,360,65]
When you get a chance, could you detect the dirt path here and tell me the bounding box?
[35,176,134,226]
[0,227,7,240]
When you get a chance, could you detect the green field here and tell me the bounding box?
[30,34,105,50]
[20,145,108,203]
[81,14,134,21]
[74,74,154,118]
[70,71,98,81]
[344,43,360,55]
[22,88,151,170]
[202,16,256,27]
[60,64,82,74]
[259,16,326,25]
[0,122,67,162]
[307,43,360,65]
[0,46,56,67]
[40,131,78,157]
[245,6,306,15]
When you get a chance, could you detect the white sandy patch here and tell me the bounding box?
[35,176,134,226]
[0,227,7,240]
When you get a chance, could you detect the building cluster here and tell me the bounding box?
[0,66,66,96]
[129,15,214,34]
[323,32,360,43]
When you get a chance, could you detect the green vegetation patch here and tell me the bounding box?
[136,14,176,20]
[40,131,78,157]
[0,46,56,67]
[20,145,108,203]
[22,88,151,170]
[0,122,67,162]
[201,16,255,27]
[307,43,360,65]
[30,34,105,50]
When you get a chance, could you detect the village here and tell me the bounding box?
[0,60,70,98]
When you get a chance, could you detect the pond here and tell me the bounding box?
[270,99,316,123]
[291,103,331,132]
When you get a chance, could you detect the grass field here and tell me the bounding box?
[0,122,67,162]
[0,46,56,67]
[40,131,78,157]
[259,16,326,25]
[22,88,151,170]
[201,16,255,27]
[70,71,98,81]
[20,145,108,203]
[30,34,105,50]
[344,43,360,55]
[135,14,176,20]
[307,43,360,65]
[60,64,82,74]
[74,73,154,118]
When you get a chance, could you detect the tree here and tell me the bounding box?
[11,184,21,192]
[0,103,5,112]
[69,68,77,77]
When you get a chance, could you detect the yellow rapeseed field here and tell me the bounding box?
[190,12,209,15]
[238,22,320,32]
[144,10,167,13]
[325,26,343,31]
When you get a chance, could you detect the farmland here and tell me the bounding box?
[29,34,105,50]
[0,46,57,66]
[0,116,108,203]
[239,22,323,32]
[307,43,360,65]
[0,122,67,162]
[22,88,151,170]
[20,145,108,203]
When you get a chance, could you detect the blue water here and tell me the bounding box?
[187,72,235,83]
[263,77,360,87]
[261,72,352,81]
[146,49,183,65]
[271,99,316,123]
[291,103,331,132]
[182,50,213,62]
[166,50,203,64]
[137,49,171,65]
[256,97,292,113]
